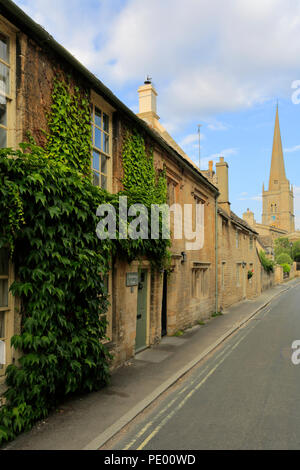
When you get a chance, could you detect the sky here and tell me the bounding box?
[14,0,300,228]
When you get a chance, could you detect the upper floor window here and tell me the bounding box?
[236,230,239,248]
[249,236,253,250]
[0,33,10,148]
[0,18,16,149]
[91,92,114,192]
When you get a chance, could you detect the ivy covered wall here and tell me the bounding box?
[0,78,169,444]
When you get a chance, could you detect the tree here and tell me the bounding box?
[274,237,292,260]
[276,252,293,266]
[292,241,300,262]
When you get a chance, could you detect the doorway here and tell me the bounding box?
[161,271,167,337]
[136,269,148,352]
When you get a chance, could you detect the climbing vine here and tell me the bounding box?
[46,78,92,176]
[0,78,169,444]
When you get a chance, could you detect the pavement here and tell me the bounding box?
[3,278,300,450]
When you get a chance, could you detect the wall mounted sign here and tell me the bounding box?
[126,272,138,287]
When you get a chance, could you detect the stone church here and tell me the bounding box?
[243,106,300,244]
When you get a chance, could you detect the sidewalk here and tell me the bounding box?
[4,279,300,450]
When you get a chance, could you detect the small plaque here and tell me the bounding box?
[126,272,138,287]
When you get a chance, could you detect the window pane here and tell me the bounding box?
[101,154,107,175]
[95,108,101,128]
[0,34,9,63]
[0,126,6,148]
[93,171,100,187]
[0,98,6,126]
[103,134,109,154]
[0,248,8,276]
[95,128,101,150]
[103,113,109,132]
[0,62,9,96]
[0,279,8,307]
[101,175,107,190]
[0,312,4,338]
[92,150,100,172]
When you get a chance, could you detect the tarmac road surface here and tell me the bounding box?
[111,282,300,450]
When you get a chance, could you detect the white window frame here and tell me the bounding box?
[0,16,16,149]
[0,248,15,378]
[91,91,114,193]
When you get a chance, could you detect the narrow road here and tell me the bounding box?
[110,283,300,450]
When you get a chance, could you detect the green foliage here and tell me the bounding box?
[0,79,170,444]
[259,250,274,273]
[122,131,167,205]
[282,263,291,274]
[274,237,292,260]
[247,270,254,279]
[0,147,112,443]
[212,312,223,317]
[119,130,170,270]
[46,79,92,176]
[292,241,300,262]
[276,253,293,266]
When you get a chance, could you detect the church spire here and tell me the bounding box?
[268,104,287,190]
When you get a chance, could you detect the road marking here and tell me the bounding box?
[135,328,254,450]
[122,337,248,450]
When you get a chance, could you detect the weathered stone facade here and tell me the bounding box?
[0,2,275,381]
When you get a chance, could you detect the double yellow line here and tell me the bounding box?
[123,324,258,450]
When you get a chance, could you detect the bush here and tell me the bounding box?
[259,250,274,273]
[276,253,293,266]
[282,263,291,274]
[292,241,300,262]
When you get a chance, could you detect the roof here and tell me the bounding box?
[218,207,258,235]
[230,211,258,234]
[0,0,219,196]
[257,236,273,248]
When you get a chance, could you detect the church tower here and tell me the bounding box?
[262,106,295,233]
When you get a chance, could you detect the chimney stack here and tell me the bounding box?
[137,78,160,126]
[243,208,255,227]
[215,156,230,213]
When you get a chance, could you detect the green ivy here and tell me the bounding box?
[259,250,274,273]
[0,147,112,443]
[0,79,170,444]
[122,131,167,205]
[46,79,92,176]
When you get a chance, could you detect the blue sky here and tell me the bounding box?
[14,0,300,228]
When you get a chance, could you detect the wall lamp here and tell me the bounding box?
[181,252,187,264]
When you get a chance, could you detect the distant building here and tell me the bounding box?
[243,106,300,242]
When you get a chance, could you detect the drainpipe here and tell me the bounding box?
[215,194,219,314]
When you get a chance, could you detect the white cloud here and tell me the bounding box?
[207,121,228,131]
[238,195,263,202]
[284,145,300,153]
[179,133,205,147]
[13,0,300,127]
[200,147,238,169]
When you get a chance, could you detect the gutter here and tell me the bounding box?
[0,0,219,196]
